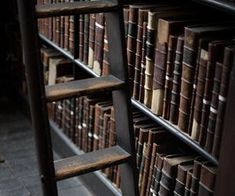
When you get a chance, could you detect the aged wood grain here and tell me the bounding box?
[45,75,124,102]
[54,145,130,181]
[36,1,118,18]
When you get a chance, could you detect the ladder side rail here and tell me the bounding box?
[105,1,139,195]
[17,1,58,195]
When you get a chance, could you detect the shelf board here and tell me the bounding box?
[40,34,218,165]
[50,120,122,196]
[131,100,219,165]
[193,0,235,14]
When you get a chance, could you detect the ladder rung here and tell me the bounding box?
[54,146,130,181]
[36,1,118,18]
[45,75,124,102]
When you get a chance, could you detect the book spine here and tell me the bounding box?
[93,13,105,76]
[163,35,178,119]
[87,104,95,152]
[83,14,90,65]
[204,62,222,152]
[184,170,193,196]
[191,49,208,140]
[169,36,184,124]
[102,26,110,76]
[69,15,74,54]
[133,9,148,100]
[144,12,157,108]
[146,143,158,195]
[79,14,84,61]
[127,6,138,93]
[178,29,198,133]
[212,47,234,158]
[151,41,168,115]
[59,0,65,48]
[64,11,70,51]
[88,14,96,68]
[123,7,129,41]
[139,21,147,103]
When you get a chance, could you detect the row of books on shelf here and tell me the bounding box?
[41,47,217,196]
[39,2,235,160]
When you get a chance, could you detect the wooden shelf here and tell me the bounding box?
[40,34,218,165]
[193,0,235,14]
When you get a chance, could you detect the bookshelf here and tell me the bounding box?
[38,0,235,195]
[40,34,219,165]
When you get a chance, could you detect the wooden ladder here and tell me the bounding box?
[16,0,139,195]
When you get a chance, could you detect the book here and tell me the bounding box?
[178,24,235,133]
[212,45,234,158]
[169,35,184,124]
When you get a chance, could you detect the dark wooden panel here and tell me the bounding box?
[54,145,130,181]
[45,75,124,102]
[36,1,118,18]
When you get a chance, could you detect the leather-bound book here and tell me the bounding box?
[88,14,96,68]
[98,108,111,150]
[55,0,61,46]
[204,62,222,152]
[133,9,148,99]
[64,0,70,51]
[198,164,217,196]
[59,0,65,49]
[163,35,178,119]
[93,13,105,76]
[139,21,147,103]
[69,15,74,54]
[137,124,156,170]
[140,129,169,196]
[52,0,56,43]
[93,101,112,151]
[212,45,234,158]
[87,104,95,152]
[76,96,84,149]
[127,5,138,93]
[146,143,159,195]
[199,40,234,147]
[173,161,194,196]
[159,155,195,196]
[83,14,90,65]
[184,169,193,196]
[48,0,53,40]
[191,48,208,140]
[102,26,110,76]
[190,157,206,196]
[178,24,235,133]
[79,14,84,61]
[169,35,184,124]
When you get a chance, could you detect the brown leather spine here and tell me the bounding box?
[139,21,147,103]
[163,35,178,119]
[79,14,84,61]
[169,36,184,124]
[93,13,105,76]
[127,5,138,93]
[133,9,148,100]
[212,46,234,158]
[184,169,193,196]
[102,26,110,76]
[204,62,222,152]
[198,164,217,196]
[88,14,96,68]
[83,14,89,65]
[144,11,157,108]
[191,49,208,140]
[69,14,74,54]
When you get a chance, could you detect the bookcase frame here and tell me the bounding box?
[39,0,235,195]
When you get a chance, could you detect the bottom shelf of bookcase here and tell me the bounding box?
[49,120,122,196]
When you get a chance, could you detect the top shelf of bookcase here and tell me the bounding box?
[39,34,219,165]
[194,0,235,14]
